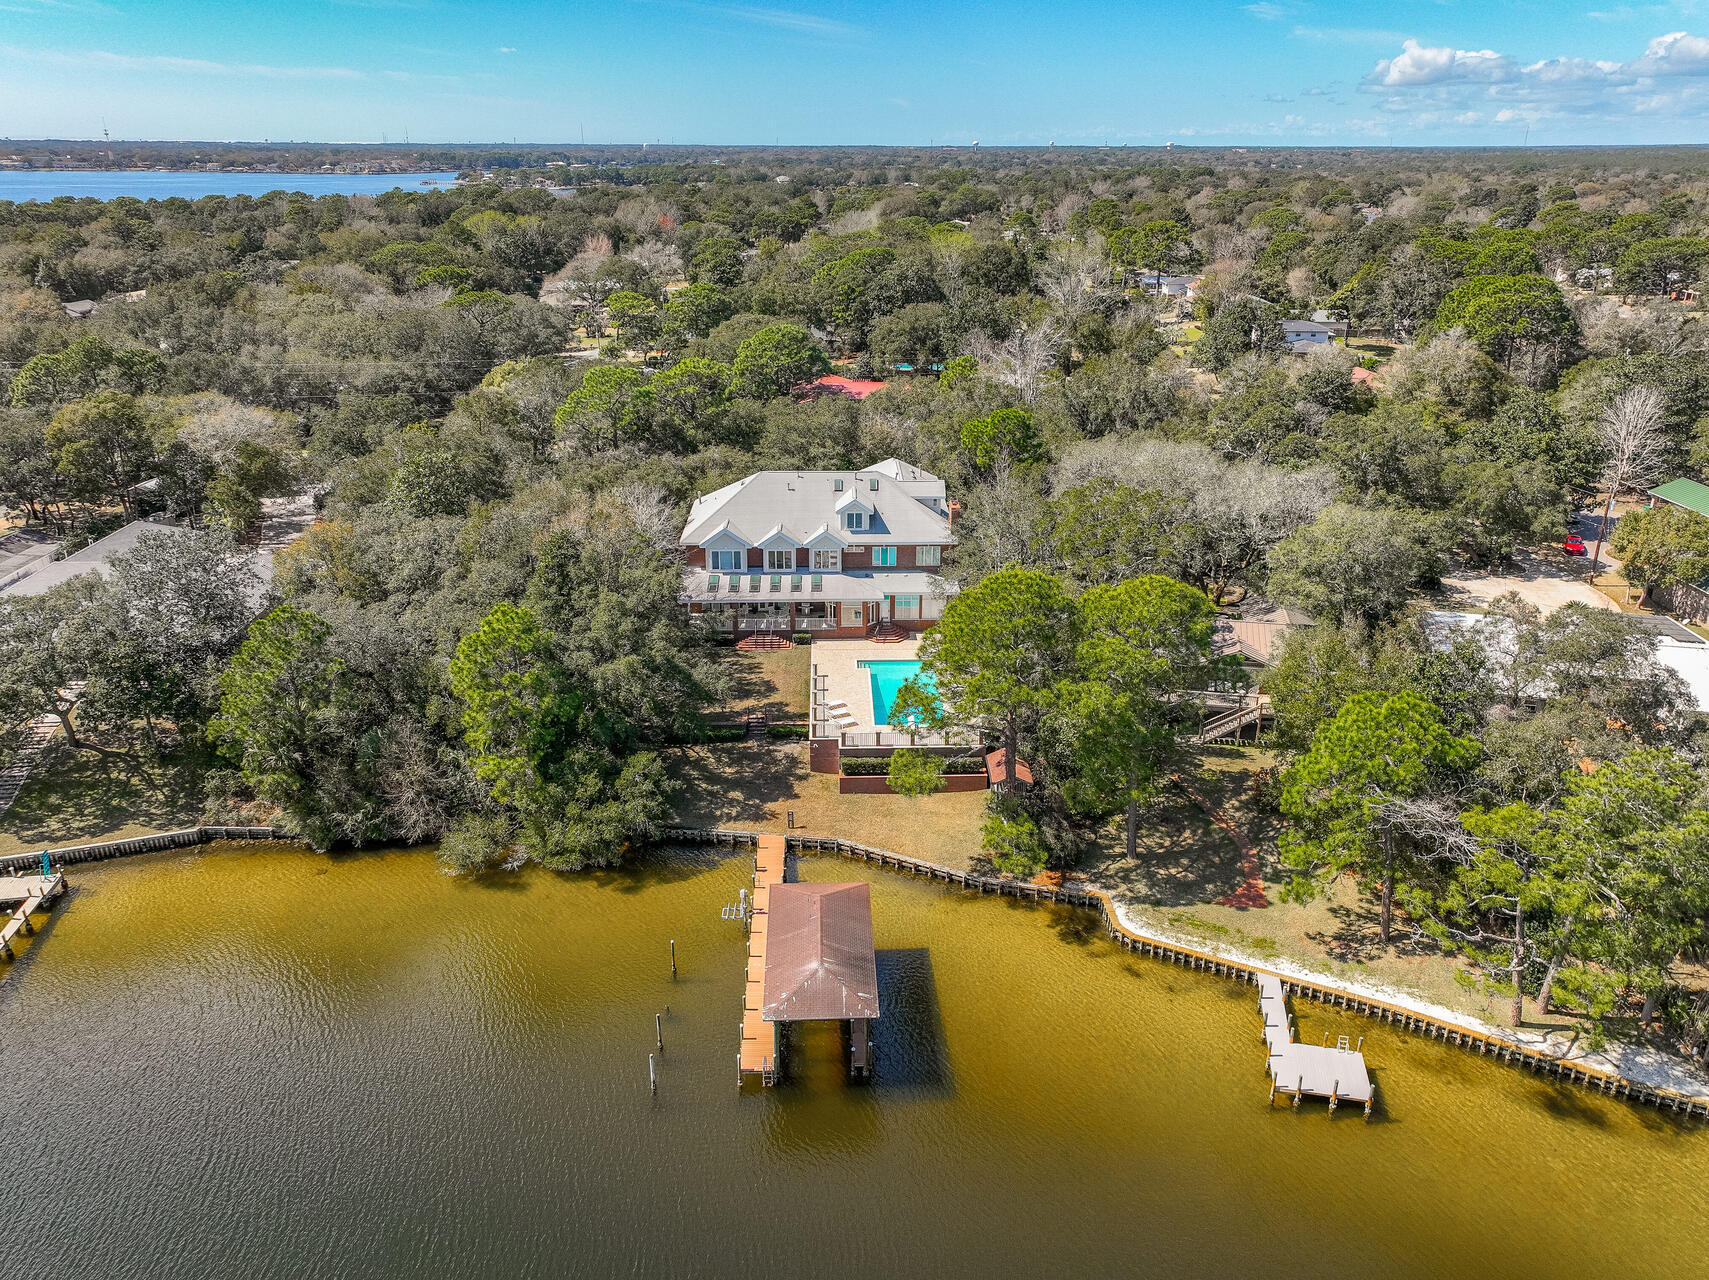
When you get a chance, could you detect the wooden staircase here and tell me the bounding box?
[1192,699,1266,745]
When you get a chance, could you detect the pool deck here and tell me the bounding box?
[813,637,922,732]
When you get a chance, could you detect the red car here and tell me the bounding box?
[1562,534,1587,556]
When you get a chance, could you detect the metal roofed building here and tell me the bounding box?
[761,882,881,1024]
[1648,477,1709,519]
[679,459,957,641]
[0,519,197,598]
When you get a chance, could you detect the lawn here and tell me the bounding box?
[1077,745,1277,907]
[663,741,988,870]
[1079,745,1627,1032]
[715,644,812,720]
[0,738,210,859]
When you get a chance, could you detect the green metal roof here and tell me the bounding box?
[1648,478,1709,517]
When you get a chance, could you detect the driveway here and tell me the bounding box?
[1436,548,1619,615]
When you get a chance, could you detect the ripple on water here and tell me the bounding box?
[0,843,1703,1280]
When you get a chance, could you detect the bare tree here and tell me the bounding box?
[968,317,1063,407]
[1589,386,1668,574]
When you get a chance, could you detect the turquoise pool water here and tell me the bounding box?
[863,659,939,726]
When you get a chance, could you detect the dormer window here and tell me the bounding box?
[766,548,793,571]
[833,478,844,492]
[707,549,741,571]
[844,511,865,531]
[869,477,879,491]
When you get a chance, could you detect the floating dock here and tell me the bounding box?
[738,835,787,1085]
[1259,973,1372,1115]
[0,872,65,961]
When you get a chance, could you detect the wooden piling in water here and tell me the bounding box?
[652,826,1709,1120]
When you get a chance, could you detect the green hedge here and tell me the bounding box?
[703,724,749,743]
[840,754,986,776]
[766,723,810,739]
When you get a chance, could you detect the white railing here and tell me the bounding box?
[829,728,979,749]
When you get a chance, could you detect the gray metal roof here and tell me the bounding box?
[1,520,197,598]
[681,463,953,548]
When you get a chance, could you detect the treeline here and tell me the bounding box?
[4,153,1709,1053]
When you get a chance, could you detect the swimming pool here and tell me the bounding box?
[862,659,940,726]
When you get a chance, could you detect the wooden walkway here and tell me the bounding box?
[663,826,1709,1120]
[738,835,788,1084]
[0,872,65,961]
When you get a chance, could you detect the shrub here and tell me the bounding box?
[702,724,749,743]
[791,632,812,644]
[981,801,1049,877]
[766,723,809,739]
[840,754,984,776]
[888,748,947,798]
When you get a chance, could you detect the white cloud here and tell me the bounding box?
[0,46,365,79]
[1360,28,1709,130]
[1635,30,1709,73]
[1242,2,1285,19]
[1372,39,1514,86]
[631,1,865,39]
[496,46,517,53]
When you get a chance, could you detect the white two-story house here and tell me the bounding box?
[678,458,958,640]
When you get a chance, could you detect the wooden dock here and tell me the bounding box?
[663,827,1709,1121]
[738,835,787,1085]
[0,872,65,961]
[1260,973,1372,1114]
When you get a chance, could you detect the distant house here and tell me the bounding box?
[1423,608,1709,713]
[1281,319,1338,354]
[794,375,887,402]
[678,458,956,640]
[62,300,97,320]
[0,519,194,598]
[1647,478,1709,519]
[1309,310,1350,339]
[1212,606,1314,678]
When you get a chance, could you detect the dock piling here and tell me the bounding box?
[656,1013,664,1052]
[670,939,677,979]
[649,1053,656,1094]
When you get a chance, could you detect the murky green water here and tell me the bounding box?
[3,843,1704,1279]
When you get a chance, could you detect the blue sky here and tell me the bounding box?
[5,0,1709,146]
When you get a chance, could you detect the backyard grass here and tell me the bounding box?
[1076,744,1637,1035]
[716,644,812,720]
[663,741,987,869]
[0,737,210,859]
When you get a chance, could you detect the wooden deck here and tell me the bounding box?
[1260,973,1372,1113]
[666,827,1709,1120]
[0,872,64,960]
[738,835,788,1082]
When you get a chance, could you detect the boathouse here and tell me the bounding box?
[760,880,881,1078]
